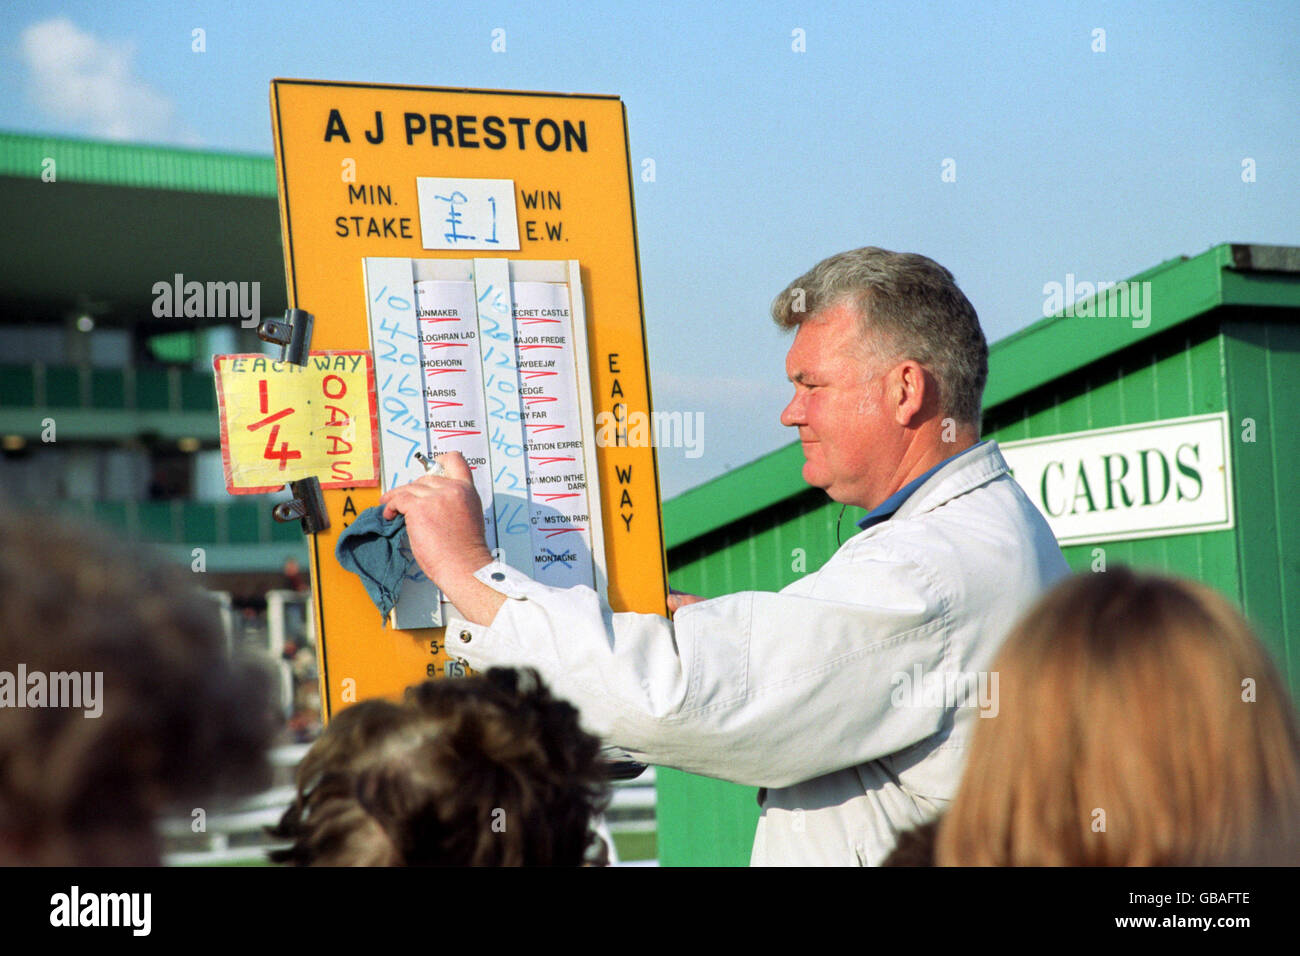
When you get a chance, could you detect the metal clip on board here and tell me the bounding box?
[259,308,328,535]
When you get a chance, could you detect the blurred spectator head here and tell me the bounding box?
[0,512,278,865]
[282,556,308,592]
[936,567,1300,865]
[270,667,609,866]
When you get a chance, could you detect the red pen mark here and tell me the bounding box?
[426,400,464,410]
[518,317,563,325]
[533,492,580,502]
[529,455,576,467]
[425,368,467,376]
[518,344,563,351]
[524,422,565,433]
[422,342,469,349]
[521,370,559,380]
[435,429,482,440]
[524,395,558,406]
[543,527,582,538]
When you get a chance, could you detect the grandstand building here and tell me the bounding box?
[0,130,304,594]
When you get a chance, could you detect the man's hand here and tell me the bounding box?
[667,588,705,616]
[378,452,505,625]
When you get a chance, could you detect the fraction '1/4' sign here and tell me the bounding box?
[214,351,379,494]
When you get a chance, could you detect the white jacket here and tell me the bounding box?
[445,440,1070,865]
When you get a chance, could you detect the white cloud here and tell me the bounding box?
[20,17,194,143]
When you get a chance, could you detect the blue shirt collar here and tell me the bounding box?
[856,440,988,530]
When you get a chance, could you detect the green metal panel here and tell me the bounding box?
[90,368,126,410]
[49,498,92,523]
[182,502,219,544]
[135,368,171,411]
[45,366,79,406]
[654,768,761,867]
[270,515,304,543]
[137,502,176,542]
[1221,316,1300,690]
[181,370,216,412]
[664,443,807,550]
[25,499,304,573]
[0,365,35,406]
[226,502,262,544]
[93,501,129,533]
[0,364,220,416]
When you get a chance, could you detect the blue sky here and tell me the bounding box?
[2,1,1297,496]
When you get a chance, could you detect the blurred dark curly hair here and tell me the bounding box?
[0,511,279,865]
[269,667,610,866]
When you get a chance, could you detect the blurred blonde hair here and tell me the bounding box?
[935,567,1300,866]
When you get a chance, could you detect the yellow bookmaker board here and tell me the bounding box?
[269,79,667,718]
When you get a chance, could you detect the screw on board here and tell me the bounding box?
[274,476,329,535]
[258,308,315,366]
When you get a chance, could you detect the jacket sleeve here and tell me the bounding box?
[444,550,953,789]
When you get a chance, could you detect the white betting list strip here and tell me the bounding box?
[362,257,443,628]
[413,279,498,556]
[472,259,532,571]
[512,280,599,591]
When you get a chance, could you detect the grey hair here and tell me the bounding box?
[771,247,989,426]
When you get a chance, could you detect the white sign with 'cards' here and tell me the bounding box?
[999,412,1234,547]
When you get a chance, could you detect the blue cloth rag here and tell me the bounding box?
[335,506,415,623]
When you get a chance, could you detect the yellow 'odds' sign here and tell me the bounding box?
[269,79,668,717]
[214,351,379,494]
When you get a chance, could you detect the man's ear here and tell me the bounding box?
[894,361,928,426]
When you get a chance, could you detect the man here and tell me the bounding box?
[381,247,1070,865]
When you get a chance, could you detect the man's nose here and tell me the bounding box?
[780,392,802,427]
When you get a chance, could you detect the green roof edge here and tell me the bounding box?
[0,129,277,197]
[663,241,1300,551]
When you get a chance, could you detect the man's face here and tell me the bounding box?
[779,303,899,508]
